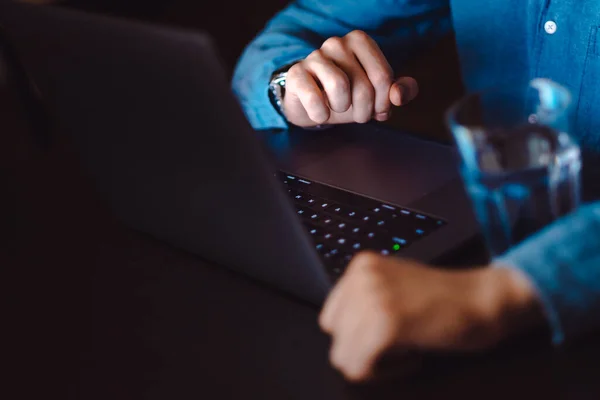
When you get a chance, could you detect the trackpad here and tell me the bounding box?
[294,127,460,206]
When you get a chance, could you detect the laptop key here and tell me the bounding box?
[294,193,310,204]
[346,209,362,220]
[330,205,344,215]
[322,217,341,227]
[323,248,342,263]
[375,220,386,227]
[318,201,332,210]
[309,199,329,211]
[350,242,362,251]
[296,206,313,219]
[323,232,335,241]
[307,226,324,238]
[315,243,328,254]
[350,226,362,235]
[362,231,378,240]
[309,212,322,223]
[373,236,410,254]
[283,171,446,264]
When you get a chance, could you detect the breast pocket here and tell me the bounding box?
[575,26,600,151]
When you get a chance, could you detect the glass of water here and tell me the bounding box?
[446,78,582,258]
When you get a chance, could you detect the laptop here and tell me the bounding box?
[0,1,479,305]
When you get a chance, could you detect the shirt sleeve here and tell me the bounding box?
[231,0,452,131]
[496,201,600,345]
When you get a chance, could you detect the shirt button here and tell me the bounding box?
[545,20,557,34]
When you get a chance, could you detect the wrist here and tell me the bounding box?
[269,62,299,118]
[270,63,331,129]
[476,265,544,345]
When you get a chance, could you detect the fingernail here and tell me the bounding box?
[375,112,389,121]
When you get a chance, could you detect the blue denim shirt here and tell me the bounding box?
[232,0,600,345]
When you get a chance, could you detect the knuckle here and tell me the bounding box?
[328,74,350,96]
[347,29,370,43]
[288,61,304,73]
[318,311,330,330]
[306,103,328,124]
[285,63,303,83]
[306,48,324,61]
[321,36,345,52]
[349,253,391,287]
[351,251,381,272]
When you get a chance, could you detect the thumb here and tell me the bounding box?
[389,77,419,107]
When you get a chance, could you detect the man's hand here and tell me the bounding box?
[318,252,542,382]
[282,30,418,127]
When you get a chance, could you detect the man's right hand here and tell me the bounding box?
[282,30,419,127]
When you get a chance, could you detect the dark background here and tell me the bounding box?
[7,3,600,399]
[57,0,465,140]
[5,3,466,397]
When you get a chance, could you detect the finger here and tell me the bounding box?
[329,253,403,382]
[321,38,374,123]
[320,253,378,333]
[330,323,376,381]
[330,307,397,382]
[304,52,352,113]
[319,275,350,334]
[329,302,372,380]
[286,64,330,124]
[346,30,394,117]
[390,76,419,107]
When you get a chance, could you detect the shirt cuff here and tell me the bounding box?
[494,202,600,346]
[232,50,312,131]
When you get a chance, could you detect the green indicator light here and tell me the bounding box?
[393,244,400,251]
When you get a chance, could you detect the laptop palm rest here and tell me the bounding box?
[260,124,461,207]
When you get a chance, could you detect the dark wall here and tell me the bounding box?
[59,0,464,140]
[60,0,286,74]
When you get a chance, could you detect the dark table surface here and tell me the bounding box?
[4,117,600,400]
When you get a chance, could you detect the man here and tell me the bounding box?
[232,0,600,382]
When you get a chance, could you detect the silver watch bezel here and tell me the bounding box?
[269,70,288,114]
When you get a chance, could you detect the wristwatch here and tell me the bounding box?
[268,67,291,116]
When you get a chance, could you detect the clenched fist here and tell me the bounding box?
[318,252,542,382]
[282,30,419,127]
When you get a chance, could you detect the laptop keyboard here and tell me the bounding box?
[280,172,447,279]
